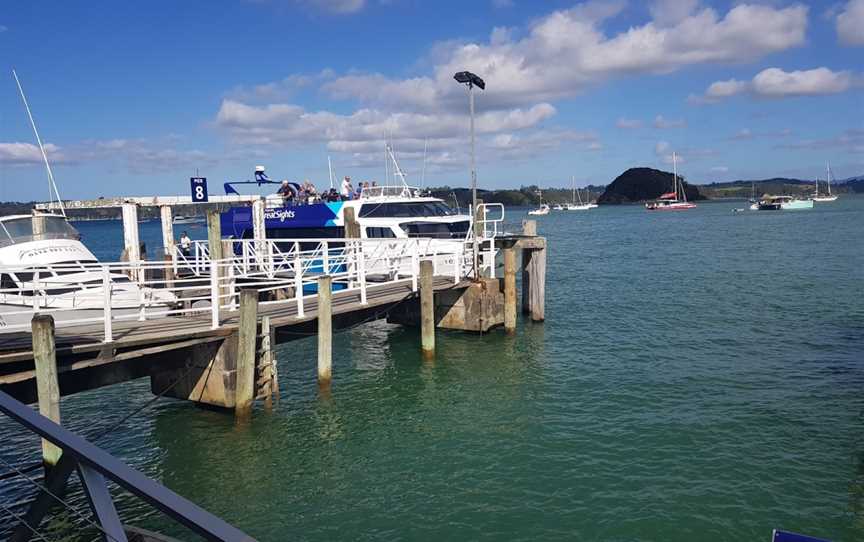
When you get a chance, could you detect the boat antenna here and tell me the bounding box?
[327,155,335,190]
[386,143,409,188]
[421,138,428,189]
[13,69,66,217]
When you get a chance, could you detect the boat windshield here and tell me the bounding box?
[359,201,456,218]
[0,216,81,248]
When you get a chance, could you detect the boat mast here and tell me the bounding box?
[826,162,832,196]
[327,156,335,190]
[12,69,66,217]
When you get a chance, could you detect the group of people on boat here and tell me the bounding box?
[256,167,379,206]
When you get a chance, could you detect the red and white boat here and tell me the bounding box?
[646,152,697,211]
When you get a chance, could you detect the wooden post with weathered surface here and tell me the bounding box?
[503,248,517,334]
[519,220,545,322]
[258,315,279,409]
[235,289,258,420]
[32,315,62,467]
[344,207,361,239]
[207,209,223,261]
[317,275,333,386]
[159,205,174,256]
[419,260,435,357]
[521,220,536,315]
[528,246,546,322]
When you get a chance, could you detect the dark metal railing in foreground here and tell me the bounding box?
[0,390,256,542]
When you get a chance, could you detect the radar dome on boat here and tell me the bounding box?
[255,165,266,172]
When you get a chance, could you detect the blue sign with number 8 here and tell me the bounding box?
[190,177,208,202]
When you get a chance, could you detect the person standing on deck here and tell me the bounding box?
[179,232,192,257]
[341,176,353,200]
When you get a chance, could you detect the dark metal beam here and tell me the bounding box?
[0,390,256,542]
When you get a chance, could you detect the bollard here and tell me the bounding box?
[32,315,62,467]
[503,248,517,334]
[420,260,435,357]
[235,289,258,420]
[317,276,333,386]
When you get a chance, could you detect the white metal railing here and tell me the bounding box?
[0,237,480,342]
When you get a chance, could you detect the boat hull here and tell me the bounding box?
[781,199,814,210]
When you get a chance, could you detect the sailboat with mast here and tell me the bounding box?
[813,162,839,202]
[645,152,697,211]
[565,176,595,211]
[528,188,550,215]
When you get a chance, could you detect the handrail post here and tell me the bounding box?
[294,248,304,318]
[323,241,329,275]
[137,270,146,322]
[32,270,40,311]
[102,267,113,343]
[210,259,220,329]
[357,240,367,305]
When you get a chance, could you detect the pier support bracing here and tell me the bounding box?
[32,315,62,467]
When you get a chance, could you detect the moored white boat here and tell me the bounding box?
[646,152,697,211]
[756,196,814,210]
[813,162,839,203]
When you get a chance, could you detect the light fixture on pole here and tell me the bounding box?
[453,71,485,280]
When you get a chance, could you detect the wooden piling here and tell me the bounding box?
[206,209,223,261]
[235,289,258,420]
[159,205,174,257]
[317,275,333,386]
[521,220,537,316]
[32,315,62,467]
[344,207,361,239]
[420,260,435,357]
[259,315,279,409]
[528,246,546,322]
[503,248,517,334]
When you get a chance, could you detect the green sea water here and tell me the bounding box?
[2,197,863,541]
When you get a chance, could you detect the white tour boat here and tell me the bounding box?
[528,189,550,215]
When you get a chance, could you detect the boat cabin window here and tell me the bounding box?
[365,227,396,239]
[403,221,470,239]
[0,216,80,247]
[359,202,455,218]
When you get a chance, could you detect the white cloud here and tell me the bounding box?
[654,114,686,129]
[837,0,864,45]
[616,117,643,129]
[0,142,65,165]
[778,128,864,154]
[219,2,808,168]
[691,66,856,103]
[0,138,212,174]
[318,2,808,112]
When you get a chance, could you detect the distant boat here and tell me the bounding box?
[645,152,697,211]
[757,195,814,210]
[565,176,596,211]
[749,181,759,210]
[528,189,550,215]
[173,215,204,225]
[552,203,565,211]
[813,162,839,203]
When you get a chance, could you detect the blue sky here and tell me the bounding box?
[0,0,862,201]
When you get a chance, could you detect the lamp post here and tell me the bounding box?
[453,71,485,279]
